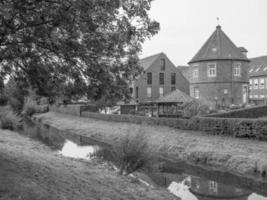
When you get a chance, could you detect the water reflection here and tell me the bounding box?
[22,119,267,200]
[59,140,100,160]
[147,172,267,200]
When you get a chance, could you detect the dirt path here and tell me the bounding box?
[0,129,177,200]
[35,112,267,181]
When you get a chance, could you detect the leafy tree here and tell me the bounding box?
[0,0,159,103]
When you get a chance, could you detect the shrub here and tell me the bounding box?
[22,98,38,117]
[4,79,26,114]
[183,100,210,118]
[0,94,8,106]
[112,126,151,175]
[0,111,21,130]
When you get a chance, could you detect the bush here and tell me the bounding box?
[0,95,8,106]
[112,126,151,175]
[183,100,210,118]
[22,98,39,117]
[4,79,26,114]
[0,111,21,130]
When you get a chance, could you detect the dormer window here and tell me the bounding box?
[233,62,241,76]
[160,59,165,71]
[207,63,216,77]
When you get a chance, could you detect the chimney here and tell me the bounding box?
[238,47,248,57]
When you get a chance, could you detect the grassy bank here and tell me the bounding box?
[0,129,177,200]
[34,112,267,181]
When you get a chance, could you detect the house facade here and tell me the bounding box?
[188,25,250,108]
[130,52,189,103]
[248,55,267,104]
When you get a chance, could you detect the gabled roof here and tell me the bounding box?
[189,25,249,64]
[140,52,163,70]
[249,55,267,77]
[156,89,193,103]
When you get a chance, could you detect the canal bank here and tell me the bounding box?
[33,112,267,183]
[0,129,177,200]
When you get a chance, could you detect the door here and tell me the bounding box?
[242,85,248,104]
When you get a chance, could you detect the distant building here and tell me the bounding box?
[248,55,267,104]
[130,52,189,103]
[188,25,250,108]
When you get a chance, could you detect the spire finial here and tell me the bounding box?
[216,17,221,29]
[216,17,220,26]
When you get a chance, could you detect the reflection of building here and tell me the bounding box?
[188,25,250,108]
[190,176,251,200]
[248,55,267,104]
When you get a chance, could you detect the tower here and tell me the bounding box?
[188,25,250,108]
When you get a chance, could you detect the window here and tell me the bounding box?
[171,73,176,85]
[147,87,152,98]
[254,79,258,89]
[254,95,258,99]
[129,87,133,95]
[260,78,265,89]
[147,72,152,85]
[159,73,164,85]
[135,87,139,98]
[233,62,241,76]
[160,59,165,71]
[193,68,199,79]
[194,87,199,99]
[207,63,216,77]
[249,79,252,90]
[209,181,218,194]
[159,87,164,97]
[249,95,253,99]
[171,86,176,91]
[260,95,265,99]
[223,89,228,94]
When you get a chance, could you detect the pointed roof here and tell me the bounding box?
[140,52,163,70]
[156,89,193,103]
[189,25,249,64]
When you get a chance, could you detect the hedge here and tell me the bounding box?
[50,104,98,116]
[207,105,267,118]
[81,111,267,141]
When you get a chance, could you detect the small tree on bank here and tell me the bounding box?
[113,126,151,176]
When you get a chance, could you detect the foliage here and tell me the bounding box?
[207,105,267,118]
[0,0,160,103]
[3,78,28,114]
[112,126,151,175]
[0,94,8,106]
[183,100,210,118]
[0,110,21,130]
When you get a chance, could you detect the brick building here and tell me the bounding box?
[188,25,250,108]
[130,52,189,103]
[248,55,267,104]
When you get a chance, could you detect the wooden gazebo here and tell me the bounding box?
[156,89,194,118]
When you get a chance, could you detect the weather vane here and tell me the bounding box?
[216,17,220,26]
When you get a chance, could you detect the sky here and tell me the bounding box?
[141,0,267,66]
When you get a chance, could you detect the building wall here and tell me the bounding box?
[189,60,249,108]
[249,76,267,104]
[131,54,189,103]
